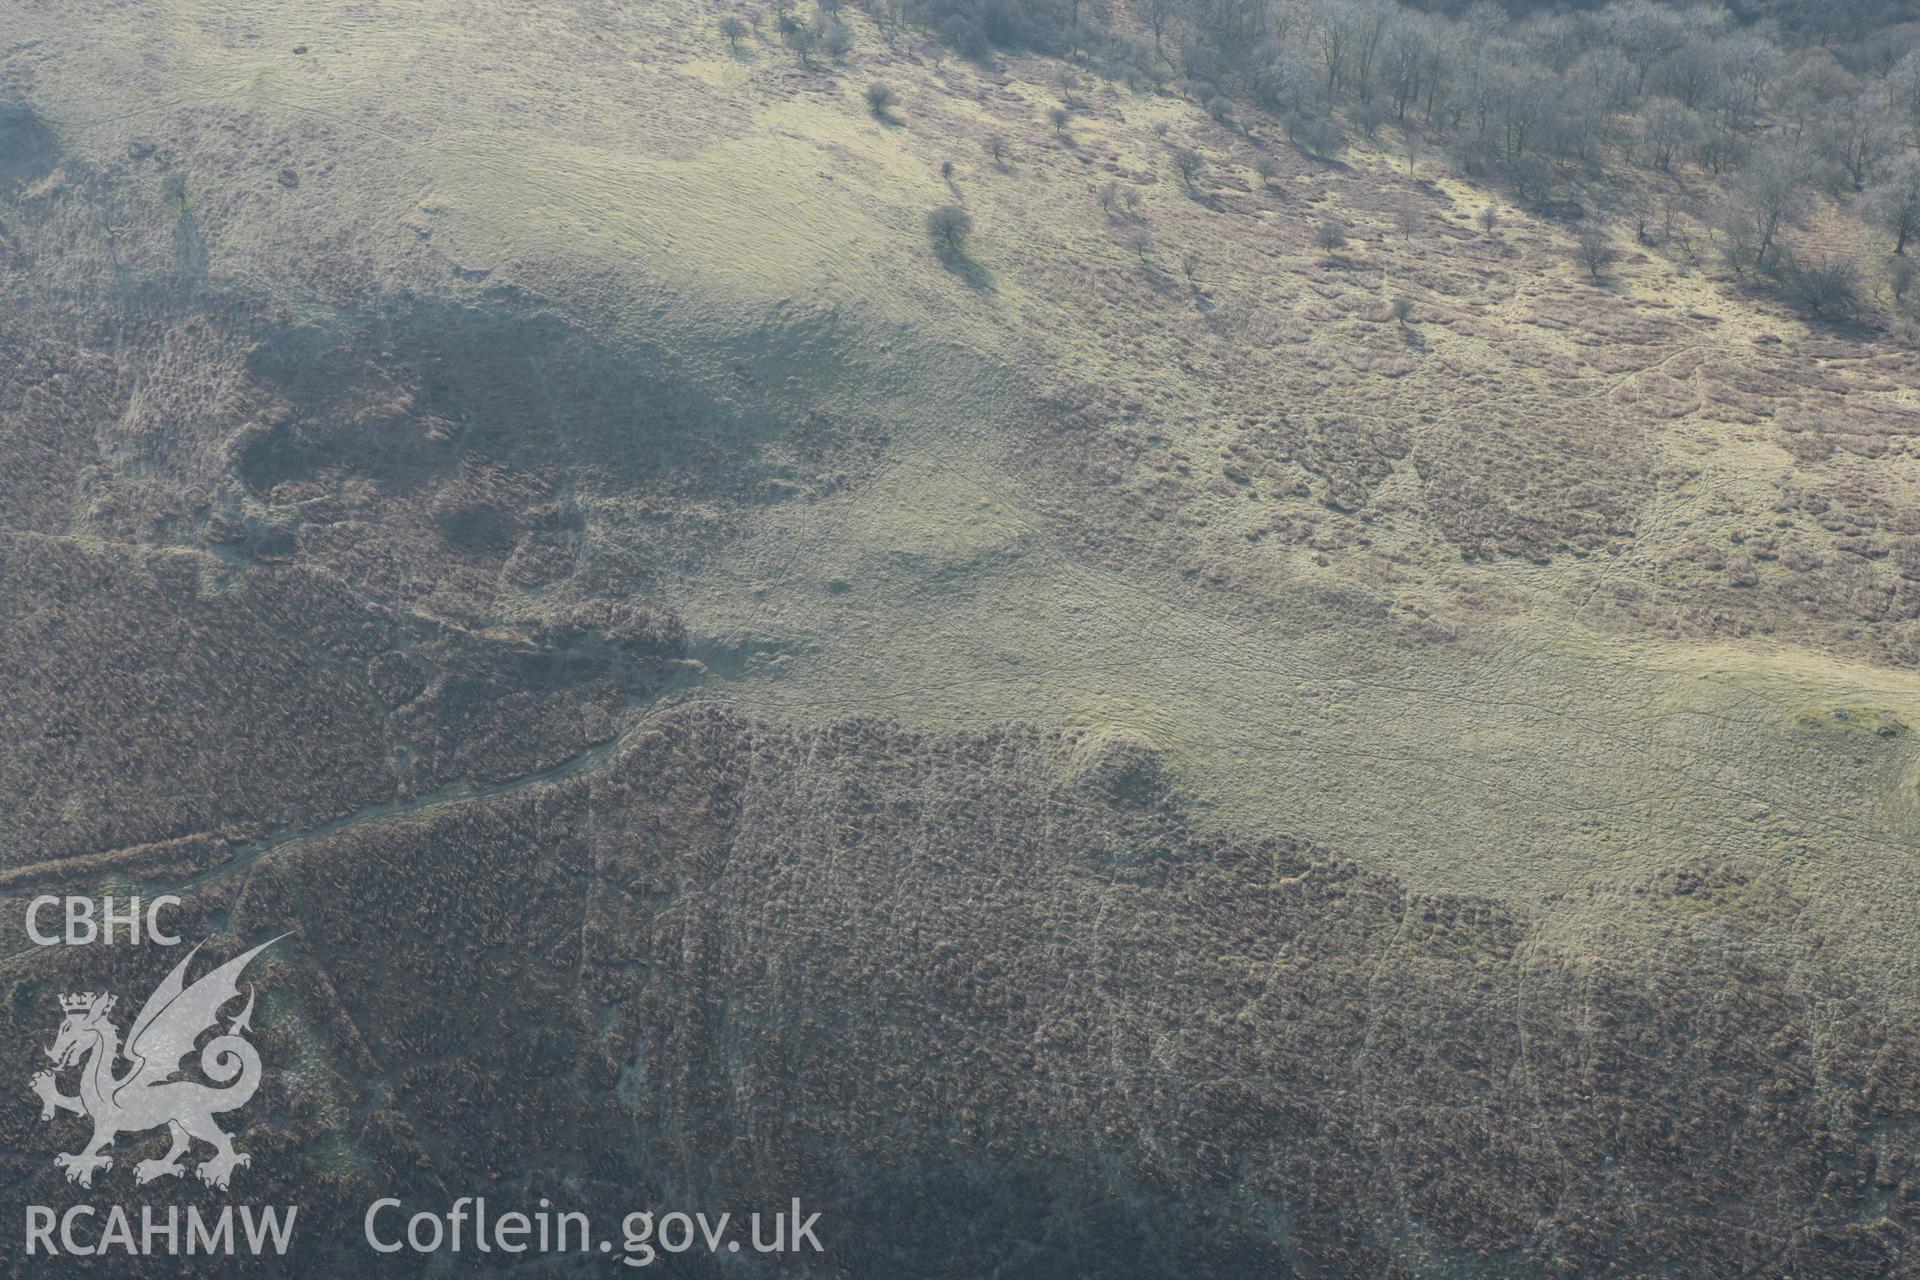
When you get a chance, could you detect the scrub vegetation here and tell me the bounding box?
[6,0,1920,1274]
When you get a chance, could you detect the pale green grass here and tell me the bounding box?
[13,0,1920,997]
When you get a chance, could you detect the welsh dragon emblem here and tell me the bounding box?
[28,937,283,1190]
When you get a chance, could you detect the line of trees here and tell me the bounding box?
[874,0,1920,319]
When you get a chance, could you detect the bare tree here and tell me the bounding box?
[1383,20,1436,121]
[786,22,818,67]
[820,18,853,60]
[1128,230,1154,262]
[1715,31,1780,132]
[1145,0,1180,60]
[1576,224,1617,282]
[1314,221,1348,255]
[1626,190,1658,245]
[1727,146,1812,265]
[1890,255,1916,309]
[1173,146,1206,189]
[1816,94,1895,192]
[1641,101,1701,172]
[1659,194,1691,256]
[1254,153,1280,187]
[1315,0,1391,100]
[1891,48,1920,142]
[1478,205,1499,235]
[926,204,973,254]
[1713,203,1759,275]
[1289,112,1345,159]
[1650,35,1722,111]
[1571,46,1637,112]
[984,135,1009,170]
[1780,252,1862,318]
[1253,44,1320,118]
[1181,250,1200,288]
[1866,155,1920,255]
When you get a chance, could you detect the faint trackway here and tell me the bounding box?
[0,688,710,972]
[8,418,1918,980]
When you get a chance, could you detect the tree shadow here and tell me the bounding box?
[1527,197,1588,224]
[1293,148,1354,174]
[934,244,995,293]
[1136,261,1178,293]
[1786,307,1882,339]
[0,105,57,187]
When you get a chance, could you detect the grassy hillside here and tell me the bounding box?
[7,1,1920,1274]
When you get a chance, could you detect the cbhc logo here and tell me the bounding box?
[27,896,182,946]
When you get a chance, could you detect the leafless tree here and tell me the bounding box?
[1890,255,1916,308]
[1626,191,1658,245]
[786,22,818,67]
[820,18,853,60]
[1576,224,1617,282]
[1173,146,1206,189]
[1727,145,1812,265]
[1816,95,1895,192]
[1145,0,1179,60]
[1641,101,1701,172]
[1780,252,1862,318]
[1866,155,1920,255]
[926,204,972,254]
[1650,36,1721,111]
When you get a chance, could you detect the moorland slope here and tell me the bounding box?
[4,1,1920,1274]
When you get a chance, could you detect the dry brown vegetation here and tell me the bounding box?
[3,713,1916,1276]
[5,0,1920,1274]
